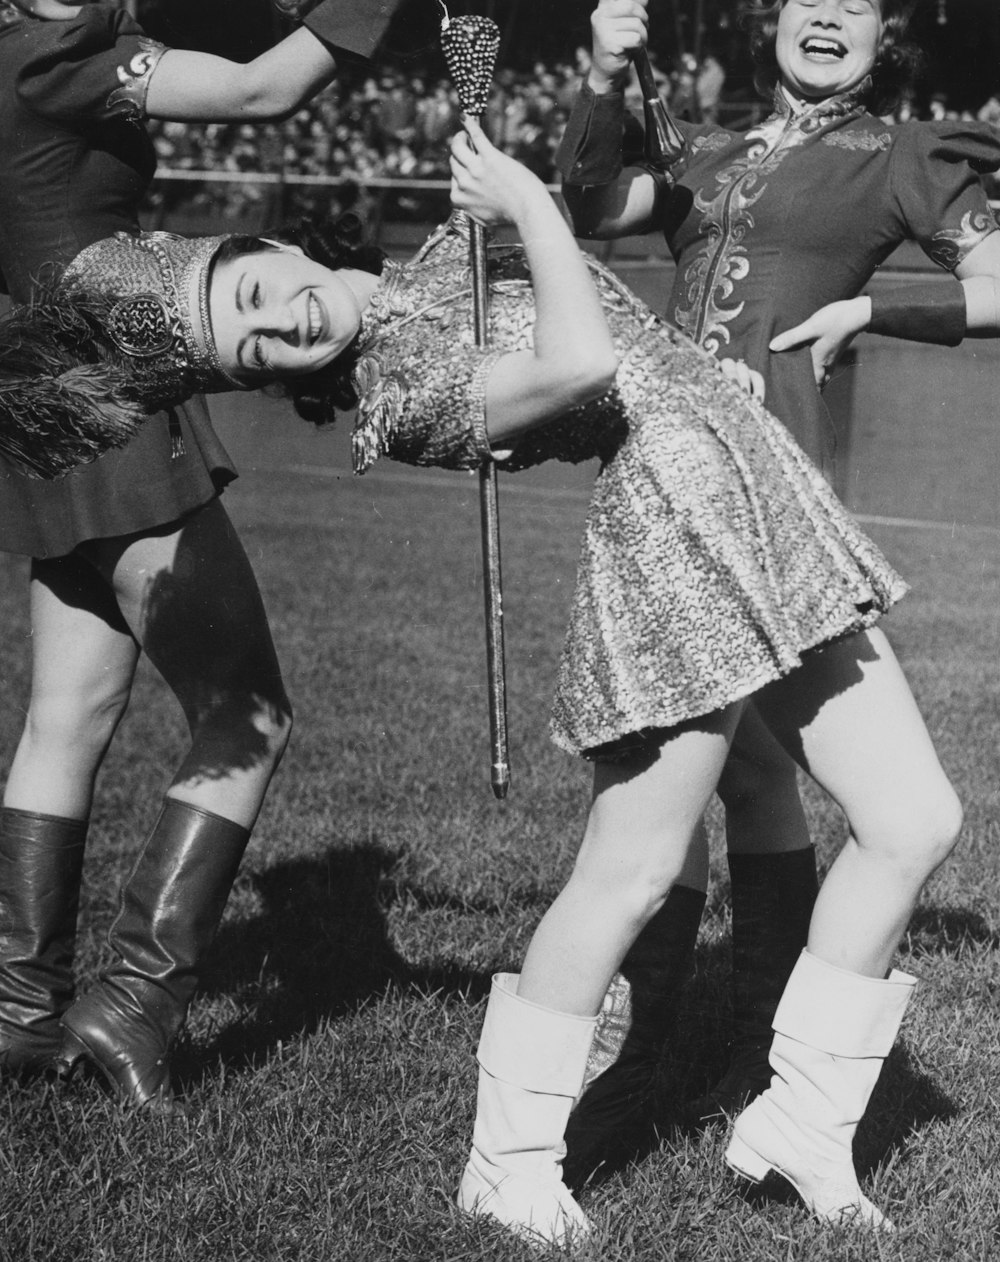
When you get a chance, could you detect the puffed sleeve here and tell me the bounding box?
[16,6,168,126]
[556,80,711,186]
[303,0,404,60]
[555,82,646,185]
[353,325,622,476]
[889,121,1000,270]
[351,329,498,474]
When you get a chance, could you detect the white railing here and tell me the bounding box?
[150,170,556,192]
[146,170,1000,262]
[150,166,999,205]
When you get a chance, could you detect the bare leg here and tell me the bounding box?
[4,555,139,820]
[79,499,292,827]
[8,501,291,828]
[459,705,741,1245]
[725,628,962,1228]
[755,626,961,977]
[517,706,742,1017]
[56,500,293,1105]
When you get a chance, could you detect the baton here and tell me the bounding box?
[440,7,509,799]
[632,46,685,171]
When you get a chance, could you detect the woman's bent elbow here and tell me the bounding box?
[236,93,299,122]
[232,75,310,121]
[566,354,619,406]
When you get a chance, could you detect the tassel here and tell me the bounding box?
[168,410,186,459]
[0,289,146,478]
[0,365,144,478]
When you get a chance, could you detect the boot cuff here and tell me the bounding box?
[476,973,597,1097]
[772,951,917,1058]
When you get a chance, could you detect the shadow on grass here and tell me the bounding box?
[728,1040,958,1215]
[178,841,493,1087]
[564,937,733,1192]
[903,903,999,955]
[566,933,960,1200]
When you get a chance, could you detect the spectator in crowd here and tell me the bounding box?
[978,91,1000,130]
[696,48,726,122]
[142,52,997,205]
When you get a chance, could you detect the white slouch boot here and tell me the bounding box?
[457,973,598,1248]
[725,950,916,1230]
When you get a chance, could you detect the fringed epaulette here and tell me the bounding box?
[0,288,146,478]
[350,348,407,474]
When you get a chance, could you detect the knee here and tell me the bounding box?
[573,841,688,930]
[916,784,964,870]
[262,695,294,765]
[189,687,293,776]
[23,679,132,760]
[857,781,963,878]
[246,690,294,770]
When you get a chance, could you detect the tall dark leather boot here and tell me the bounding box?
[59,798,249,1109]
[687,846,818,1125]
[563,884,706,1184]
[0,808,88,1073]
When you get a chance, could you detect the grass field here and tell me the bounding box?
[1,380,999,1260]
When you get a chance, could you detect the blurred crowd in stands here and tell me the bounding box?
[148,55,584,224]
[146,48,1000,226]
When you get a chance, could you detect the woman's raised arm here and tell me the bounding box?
[557,0,663,239]
[144,0,400,121]
[449,121,620,447]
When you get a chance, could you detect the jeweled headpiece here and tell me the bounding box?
[66,230,244,408]
[0,230,242,478]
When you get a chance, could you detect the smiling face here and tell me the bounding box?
[208,245,366,382]
[775,0,884,103]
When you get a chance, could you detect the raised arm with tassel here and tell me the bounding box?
[632,45,685,173]
[554,2,687,239]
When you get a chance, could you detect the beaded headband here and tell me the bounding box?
[65,231,247,410]
[0,232,251,478]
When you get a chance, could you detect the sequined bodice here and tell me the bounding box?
[351,216,706,475]
[346,219,906,760]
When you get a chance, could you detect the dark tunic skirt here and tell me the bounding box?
[0,3,237,558]
[0,401,235,559]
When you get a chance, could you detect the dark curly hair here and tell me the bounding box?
[742,0,924,117]
[211,211,386,427]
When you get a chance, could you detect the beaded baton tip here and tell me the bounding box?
[440,10,500,117]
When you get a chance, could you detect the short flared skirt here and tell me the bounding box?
[0,395,237,558]
[547,328,907,760]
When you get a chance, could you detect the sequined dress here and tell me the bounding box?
[351,218,907,759]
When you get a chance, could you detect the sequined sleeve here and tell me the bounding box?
[495,253,658,472]
[890,121,1000,271]
[16,7,168,126]
[352,329,500,473]
[352,229,652,476]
